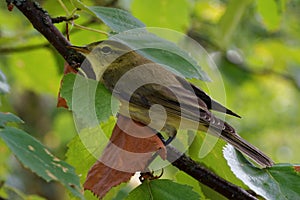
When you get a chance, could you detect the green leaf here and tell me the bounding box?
[0,112,23,128]
[66,134,98,184]
[0,70,10,94]
[188,133,246,188]
[189,134,246,199]
[66,134,98,200]
[73,4,145,33]
[60,73,119,127]
[126,179,200,200]
[256,0,281,32]
[66,117,121,200]
[175,171,206,199]
[9,48,61,95]
[88,6,145,32]
[0,127,83,199]
[111,30,210,81]
[224,145,300,200]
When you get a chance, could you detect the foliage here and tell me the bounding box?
[0,112,83,199]
[125,179,200,200]
[0,0,300,199]
[224,145,300,200]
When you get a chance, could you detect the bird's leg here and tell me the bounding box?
[139,169,164,182]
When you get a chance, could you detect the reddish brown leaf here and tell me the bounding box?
[57,63,77,108]
[84,114,166,198]
[84,161,134,199]
[294,166,300,173]
[57,94,68,108]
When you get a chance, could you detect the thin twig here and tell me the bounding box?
[51,15,79,24]
[0,43,49,54]
[6,0,84,67]
[72,23,108,36]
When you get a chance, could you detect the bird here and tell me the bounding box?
[69,39,274,167]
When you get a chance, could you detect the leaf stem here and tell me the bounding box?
[146,180,154,200]
[72,23,109,36]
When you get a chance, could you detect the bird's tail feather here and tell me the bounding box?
[220,132,274,167]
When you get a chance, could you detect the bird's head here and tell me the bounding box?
[68,40,132,81]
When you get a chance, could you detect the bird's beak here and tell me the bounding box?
[67,45,90,54]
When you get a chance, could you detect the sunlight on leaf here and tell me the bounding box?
[188,133,246,188]
[0,112,23,128]
[256,0,282,32]
[224,145,300,200]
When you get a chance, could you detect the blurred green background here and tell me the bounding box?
[0,0,299,199]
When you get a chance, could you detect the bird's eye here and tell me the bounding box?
[101,46,112,54]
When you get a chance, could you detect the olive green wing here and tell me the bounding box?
[175,76,241,118]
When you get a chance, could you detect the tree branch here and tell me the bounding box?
[6,0,84,67]
[6,0,257,199]
[166,145,257,200]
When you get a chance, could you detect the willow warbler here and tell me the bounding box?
[69,40,274,167]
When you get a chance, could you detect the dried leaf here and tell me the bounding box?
[84,161,133,199]
[294,166,300,173]
[57,63,77,108]
[84,114,166,198]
